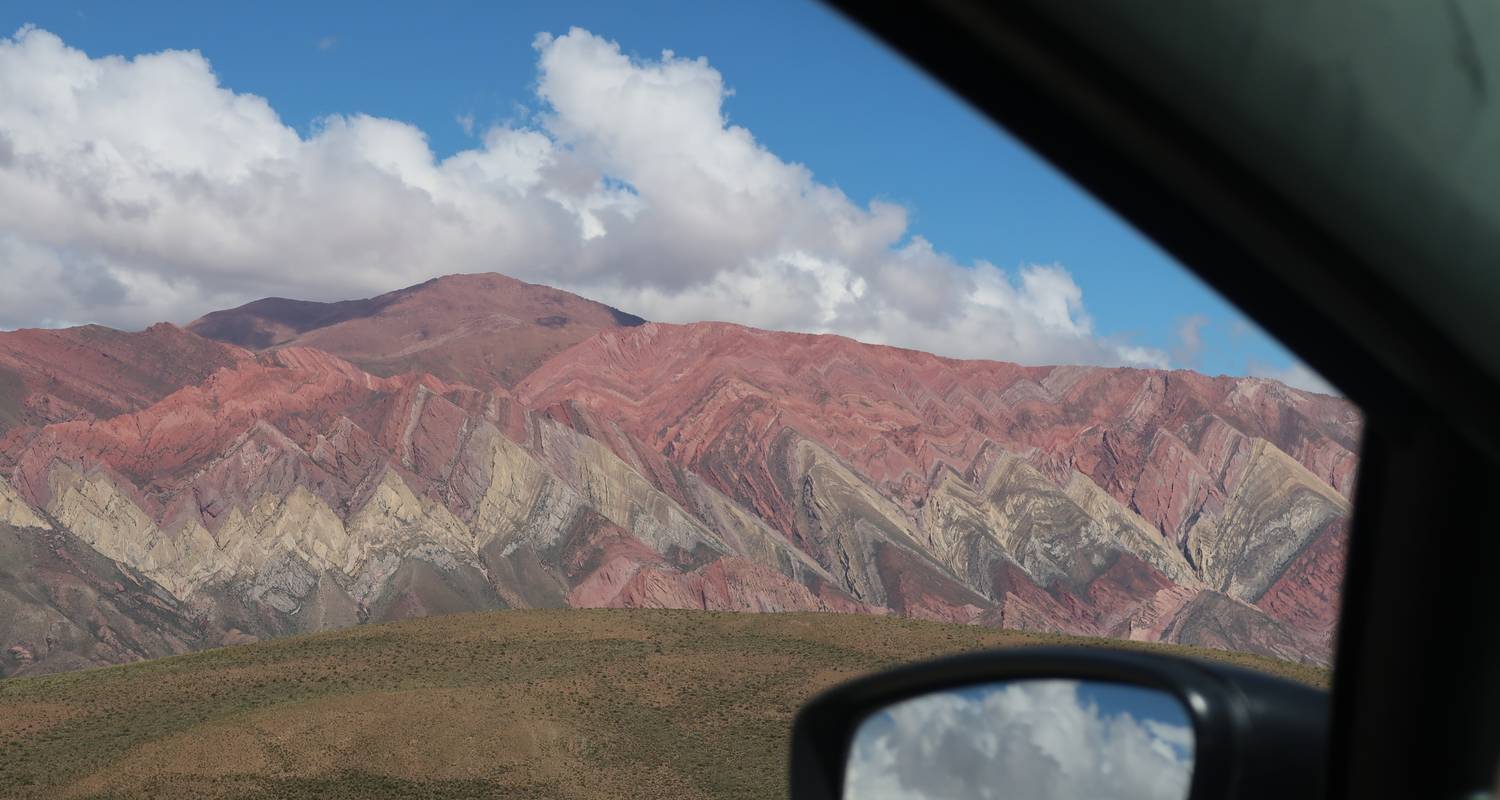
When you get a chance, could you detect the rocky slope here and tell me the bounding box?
[0,346,863,676]
[0,274,1359,675]
[517,322,1358,654]
[0,323,249,434]
[188,272,645,389]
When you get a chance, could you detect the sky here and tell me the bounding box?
[0,0,1331,391]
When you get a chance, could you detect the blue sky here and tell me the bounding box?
[0,0,1320,386]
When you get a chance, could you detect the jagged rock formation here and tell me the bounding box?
[0,516,204,677]
[518,321,1360,660]
[0,322,249,434]
[0,275,1360,676]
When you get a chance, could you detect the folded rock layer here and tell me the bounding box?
[0,274,1359,676]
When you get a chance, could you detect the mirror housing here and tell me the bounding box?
[790,647,1327,800]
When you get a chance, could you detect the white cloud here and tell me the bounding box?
[317,35,338,52]
[1173,314,1209,366]
[844,680,1194,800]
[0,25,1165,367]
[1249,359,1339,395]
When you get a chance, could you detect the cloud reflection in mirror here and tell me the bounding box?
[844,679,1193,800]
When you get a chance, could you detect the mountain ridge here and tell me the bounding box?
[186,272,646,389]
[0,272,1358,676]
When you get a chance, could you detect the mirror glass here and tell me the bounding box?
[844,679,1194,800]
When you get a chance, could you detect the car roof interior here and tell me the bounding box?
[828,2,1500,797]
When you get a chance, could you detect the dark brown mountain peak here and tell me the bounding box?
[188,272,646,389]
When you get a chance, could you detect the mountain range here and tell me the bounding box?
[0,273,1359,676]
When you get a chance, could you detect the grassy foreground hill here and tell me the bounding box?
[0,609,1326,800]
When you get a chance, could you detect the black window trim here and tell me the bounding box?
[825,2,1500,797]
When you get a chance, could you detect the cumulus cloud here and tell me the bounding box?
[0,24,1165,366]
[845,680,1194,800]
[1249,359,1339,395]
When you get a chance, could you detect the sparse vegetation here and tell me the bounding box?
[0,609,1325,799]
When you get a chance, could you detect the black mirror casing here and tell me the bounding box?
[790,647,1327,800]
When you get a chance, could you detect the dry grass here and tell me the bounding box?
[0,609,1326,799]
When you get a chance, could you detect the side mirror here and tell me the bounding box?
[789,647,1327,800]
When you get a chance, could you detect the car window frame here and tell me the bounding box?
[826,2,1500,797]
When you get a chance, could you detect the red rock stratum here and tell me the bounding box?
[0,275,1359,676]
